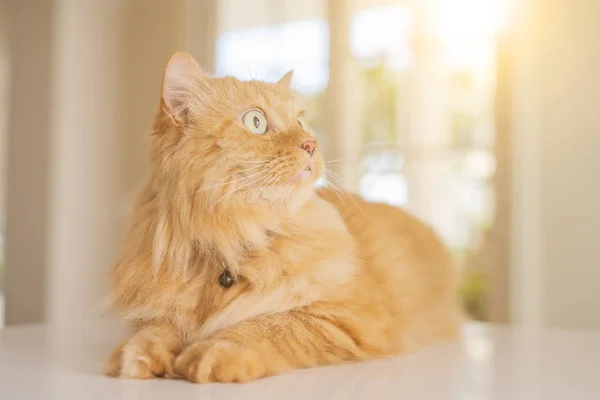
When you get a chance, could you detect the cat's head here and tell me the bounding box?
[151,52,323,211]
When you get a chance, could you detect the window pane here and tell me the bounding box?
[350,0,507,321]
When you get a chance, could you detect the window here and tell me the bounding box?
[349,1,506,319]
[216,0,510,320]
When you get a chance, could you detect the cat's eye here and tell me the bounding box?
[298,117,306,129]
[242,109,268,134]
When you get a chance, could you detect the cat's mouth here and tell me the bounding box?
[303,158,315,175]
[289,160,313,181]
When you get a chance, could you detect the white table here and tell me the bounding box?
[1,320,599,399]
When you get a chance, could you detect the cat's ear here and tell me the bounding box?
[161,51,205,125]
[276,71,293,89]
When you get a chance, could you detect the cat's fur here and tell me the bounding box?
[104,52,460,383]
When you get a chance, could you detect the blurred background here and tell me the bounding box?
[0,0,598,330]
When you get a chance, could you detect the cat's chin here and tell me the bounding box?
[289,160,316,183]
[289,168,313,182]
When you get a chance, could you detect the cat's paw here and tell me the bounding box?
[174,339,267,383]
[103,337,176,379]
[103,342,124,377]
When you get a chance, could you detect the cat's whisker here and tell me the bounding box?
[324,181,345,202]
[281,184,293,204]
[324,169,345,183]
[236,158,275,165]
[324,176,350,195]
[322,170,368,218]
[255,158,301,200]
[340,191,368,219]
[204,165,272,191]
[209,169,274,210]
[255,167,285,194]
[323,171,349,193]
[209,178,265,210]
[258,169,285,198]
[324,177,351,200]
[207,164,266,187]
[156,164,269,205]
[324,155,350,164]
[323,168,340,179]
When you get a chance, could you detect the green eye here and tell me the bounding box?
[242,109,268,134]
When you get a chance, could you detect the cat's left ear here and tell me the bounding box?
[276,71,293,89]
[161,51,206,125]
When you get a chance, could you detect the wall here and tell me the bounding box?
[4,0,216,325]
[0,1,7,248]
[4,0,55,324]
[536,0,600,329]
[511,0,600,330]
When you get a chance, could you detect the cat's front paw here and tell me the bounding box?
[104,337,177,379]
[174,339,268,383]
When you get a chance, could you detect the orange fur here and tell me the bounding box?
[105,52,460,382]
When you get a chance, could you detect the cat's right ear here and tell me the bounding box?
[161,52,205,126]
[276,71,293,89]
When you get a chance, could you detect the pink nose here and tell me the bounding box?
[299,140,316,156]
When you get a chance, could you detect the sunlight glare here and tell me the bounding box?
[433,0,511,68]
[434,0,511,39]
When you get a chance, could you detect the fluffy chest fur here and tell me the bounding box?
[197,197,359,338]
[112,193,359,343]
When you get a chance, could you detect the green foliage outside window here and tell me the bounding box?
[306,62,492,321]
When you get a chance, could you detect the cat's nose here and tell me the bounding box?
[299,140,316,156]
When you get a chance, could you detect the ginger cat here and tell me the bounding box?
[104,52,460,383]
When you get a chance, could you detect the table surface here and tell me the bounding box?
[1,320,599,400]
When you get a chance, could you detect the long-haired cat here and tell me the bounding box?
[104,52,460,383]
